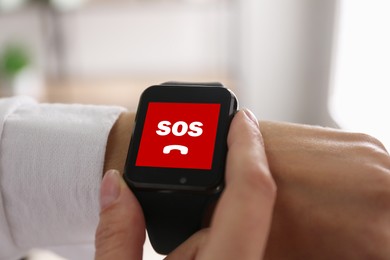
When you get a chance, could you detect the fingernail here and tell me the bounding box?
[100,169,121,211]
[243,109,260,129]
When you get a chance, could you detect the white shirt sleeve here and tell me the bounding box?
[0,96,125,260]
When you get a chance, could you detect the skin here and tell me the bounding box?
[96,109,276,259]
[261,122,390,259]
[101,111,390,259]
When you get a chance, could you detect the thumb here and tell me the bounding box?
[95,169,145,260]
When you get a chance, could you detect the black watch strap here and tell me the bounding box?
[135,190,218,255]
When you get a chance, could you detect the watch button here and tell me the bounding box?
[179,177,187,184]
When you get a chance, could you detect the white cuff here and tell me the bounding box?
[0,97,125,259]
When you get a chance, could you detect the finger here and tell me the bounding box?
[95,170,145,260]
[198,109,276,260]
[164,229,209,260]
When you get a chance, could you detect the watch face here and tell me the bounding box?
[124,84,238,192]
[136,102,220,170]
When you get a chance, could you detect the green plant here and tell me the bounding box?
[0,44,30,79]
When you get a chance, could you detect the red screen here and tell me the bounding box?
[136,102,221,169]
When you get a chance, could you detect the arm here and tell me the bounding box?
[104,112,134,174]
[2,96,389,259]
[105,116,390,259]
[0,97,125,259]
[260,121,390,259]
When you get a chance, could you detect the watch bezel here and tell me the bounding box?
[124,84,238,192]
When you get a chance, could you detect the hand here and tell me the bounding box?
[95,109,276,260]
[260,121,390,259]
[94,169,145,260]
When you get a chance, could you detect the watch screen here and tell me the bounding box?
[136,102,221,170]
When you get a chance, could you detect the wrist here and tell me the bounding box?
[104,111,135,175]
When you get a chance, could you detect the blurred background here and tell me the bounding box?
[1,0,389,259]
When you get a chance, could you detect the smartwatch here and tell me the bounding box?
[123,82,238,254]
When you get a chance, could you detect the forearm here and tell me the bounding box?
[0,98,125,259]
[104,112,135,174]
[259,121,390,259]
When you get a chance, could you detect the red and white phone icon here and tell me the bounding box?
[163,145,189,155]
